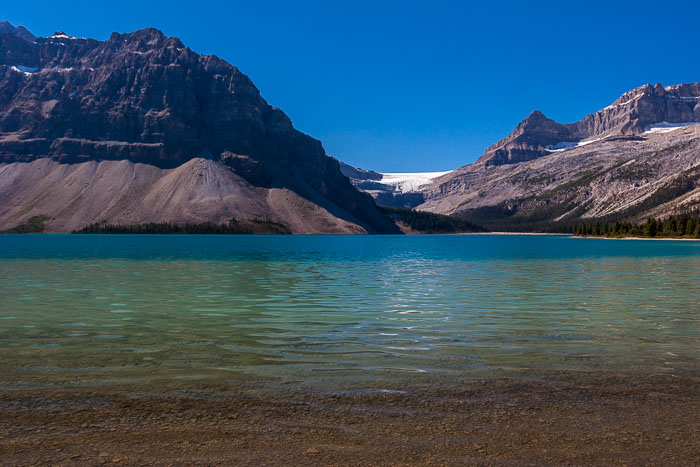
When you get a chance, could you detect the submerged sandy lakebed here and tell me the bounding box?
[2,372,699,465]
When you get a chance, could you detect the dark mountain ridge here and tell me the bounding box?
[0,26,300,169]
[0,22,398,234]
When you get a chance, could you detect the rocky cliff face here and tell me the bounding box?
[478,83,700,167]
[337,160,382,181]
[416,83,700,230]
[339,82,700,230]
[479,111,574,166]
[0,21,35,42]
[0,22,398,234]
[570,83,700,138]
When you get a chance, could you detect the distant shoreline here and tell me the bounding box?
[573,235,700,241]
[457,232,570,236]
[3,231,700,240]
[459,232,700,240]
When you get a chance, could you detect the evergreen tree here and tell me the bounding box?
[666,216,677,235]
[678,215,689,236]
[643,218,657,237]
[687,218,697,237]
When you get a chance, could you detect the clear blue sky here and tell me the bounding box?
[4,0,700,171]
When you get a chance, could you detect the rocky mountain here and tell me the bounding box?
[478,83,700,167]
[0,21,35,42]
[337,160,383,182]
[0,22,399,234]
[338,160,448,208]
[417,83,700,230]
[343,83,700,231]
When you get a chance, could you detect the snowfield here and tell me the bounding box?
[643,122,700,134]
[545,122,700,151]
[380,171,452,193]
[9,65,38,75]
[545,137,602,152]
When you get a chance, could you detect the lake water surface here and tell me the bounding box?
[1,234,699,393]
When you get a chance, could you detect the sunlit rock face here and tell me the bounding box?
[341,83,699,226]
[475,83,700,168]
[416,83,700,228]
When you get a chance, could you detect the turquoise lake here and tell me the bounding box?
[1,234,699,392]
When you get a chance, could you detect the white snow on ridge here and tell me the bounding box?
[603,92,644,111]
[545,141,578,152]
[545,137,602,153]
[16,65,38,73]
[545,122,700,152]
[8,65,38,75]
[380,171,451,193]
[643,122,700,134]
[577,137,602,147]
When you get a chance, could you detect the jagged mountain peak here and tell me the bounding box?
[0,21,36,42]
[0,24,399,234]
[110,27,166,40]
[479,110,572,167]
[0,25,276,165]
[525,109,546,119]
[516,110,559,130]
[107,28,185,51]
[664,82,700,96]
[477,82,700,167]
[408,82,700,228]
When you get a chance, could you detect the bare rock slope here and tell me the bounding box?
[0,22,398,234]
[416,83,700,229]
[476,83,700,167]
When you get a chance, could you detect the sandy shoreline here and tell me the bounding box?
[572,235,700,241]
[1,372,698,465]
[457,232,570,236]
[461,232,700,240]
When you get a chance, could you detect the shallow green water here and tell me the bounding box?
[1,234,698,392]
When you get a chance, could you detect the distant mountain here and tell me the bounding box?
[343,83,700,231]
[338,160,449,208]
[0,20,35,42]
[0,22,399,234]
[337,160,383,181]
[418,83,700,230]
[476,83,700,167]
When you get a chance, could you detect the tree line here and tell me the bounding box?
[381,207,486,233]
[73,218,291,235]
[1,215,50,233]
[575,213,700,238]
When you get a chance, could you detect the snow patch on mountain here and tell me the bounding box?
[546,137,603,152]
[8,65,38,75]
[603,93,644,111]
[643,122,700,134]
[545,142,578,152]
[49,32,76,39]
[380,171,451,193]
